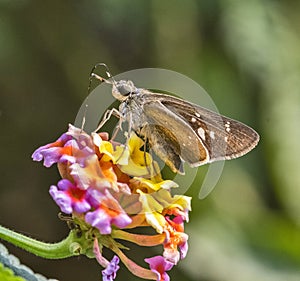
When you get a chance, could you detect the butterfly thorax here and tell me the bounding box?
[114,81,149,131]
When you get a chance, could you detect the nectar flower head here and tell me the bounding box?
[32,125,192,281]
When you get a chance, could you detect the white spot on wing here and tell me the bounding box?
[195,112,200,117]
[191,117,196,122]
[197,127,206,141]
[225,121,231,132]
[209,131,215,139]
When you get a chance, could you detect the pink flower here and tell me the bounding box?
[49,179,91,214]
[144,256,174,281]
[33,125,192,281]
[32,124,96,168]
[85,189,132,234]
[163,216,189,264]
[32,132,74,167]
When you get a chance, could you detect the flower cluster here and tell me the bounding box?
[32,124,191,281]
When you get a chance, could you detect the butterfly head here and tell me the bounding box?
[112,80,137,101]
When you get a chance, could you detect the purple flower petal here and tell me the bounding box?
[73,200,91,213]
[49,185,73,214]
[111,212,132,229]
[33,147,63,167]
[57,179,73,191]
[179,240,188,259]
[50,179,91,214]
[32,133,73,167]
[86,188,105,208]
[85,209,112,234]
[85,190,132,234]
[102,256,120,281]
[32,125,97,168]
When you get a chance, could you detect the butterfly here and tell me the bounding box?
[91,66,259,175]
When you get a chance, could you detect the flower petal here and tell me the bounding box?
[70,155,111,190]
[137,190,166,234]
[102,255,120,281]
[144,256,174,281]
[49,179,91,214]
[85,190,132,234]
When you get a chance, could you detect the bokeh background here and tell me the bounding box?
[1,1,300,281]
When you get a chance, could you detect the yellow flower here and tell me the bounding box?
[137,189,166,233]
[118,133,156,177]
[130,177,178,193]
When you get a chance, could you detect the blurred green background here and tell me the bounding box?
[1,1,300,280]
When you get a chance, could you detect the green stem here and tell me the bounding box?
[0,224,83,259]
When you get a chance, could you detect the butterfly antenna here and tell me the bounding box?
[98,63,116,83]
[85,63,114,132]
[99,63,118,88]
[88,63,116,91]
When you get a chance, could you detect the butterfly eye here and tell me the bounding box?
[117,83,132,96]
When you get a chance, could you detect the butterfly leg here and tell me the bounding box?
[144,138,160,178]
[93,108,122,133]
[142,137,152,176]
[140,130,161,178]
[114,112,132,163]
